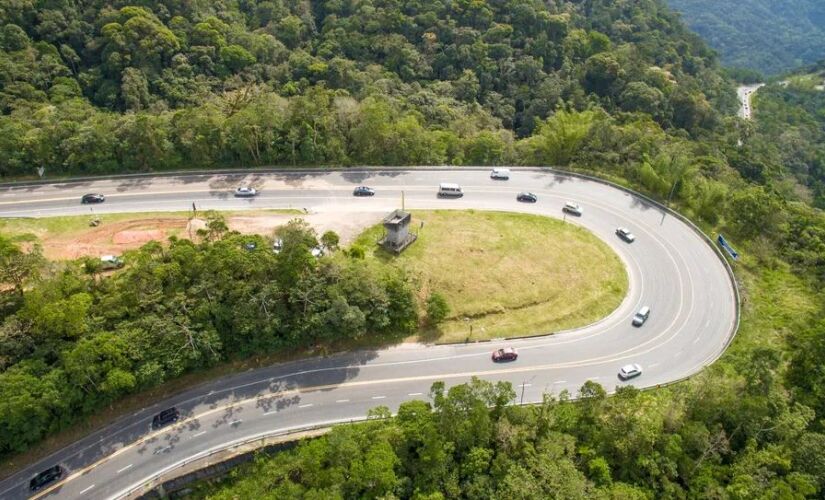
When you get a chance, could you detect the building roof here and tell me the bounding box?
[383,209,411,227]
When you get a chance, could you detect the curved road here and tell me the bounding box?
[0,168,738,499]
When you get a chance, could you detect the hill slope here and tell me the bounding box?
[666,0,825,75]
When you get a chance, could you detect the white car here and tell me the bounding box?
[235,186,258,197]
[618,363,643,380]
[563,202,583,216]
[490,168,511,180]
[616,227,636,243]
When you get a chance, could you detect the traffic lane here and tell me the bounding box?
[48,358,672,500]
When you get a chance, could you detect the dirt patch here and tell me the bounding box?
[112,229,165,245]
[26,211,384,260]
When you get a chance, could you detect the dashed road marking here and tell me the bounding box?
[372,396,386,400]
[335,399,349,403]
[408,392,423,396]
[230,419,242,426]
[555,380,567,384]
[192,431,207,438]
[79,485,95,494]
[116,464,133,474]
[298,403,313,408]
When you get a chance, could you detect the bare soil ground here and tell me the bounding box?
[1,210,384,260]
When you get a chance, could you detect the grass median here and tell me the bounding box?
[353,210,628,343]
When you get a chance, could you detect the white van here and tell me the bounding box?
[438,183,463,197]
[490,168,510,180]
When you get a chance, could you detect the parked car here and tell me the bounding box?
[81,193,105,204]
[272,238,283,253]
[490,168,511,180]
[492,347,518,362]
[562,202,583,216]
[244,241,257,251]
[234,186,258,197]
[516,192,537,203]
[353,186,375,196]
[99,255,124,270]
[152,407,180,429]
[616,227,636,243]
[29,465,64,492]
[632,306,650,326]
[311,246,325,257]
[618,363,643,380]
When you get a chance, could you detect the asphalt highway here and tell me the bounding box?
[0,168,738,499]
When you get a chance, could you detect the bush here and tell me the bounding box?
[426,292,450,325]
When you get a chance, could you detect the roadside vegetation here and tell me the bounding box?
[354,210,627,342]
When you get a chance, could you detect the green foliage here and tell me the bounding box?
[0,0,736,176]
[425,292,450,325]
[667,0,825,75]
[0,224,418,454]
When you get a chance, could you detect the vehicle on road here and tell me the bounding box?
[632,306,650,326]
[438,183,463,197]
[492,347,518,362]
[490,168,511,180]
[516,192,537,203]
[81,193,105,204]
[29,465,64,492]
[235,186,258,197]
[353,186,375,196]
[563,202,583,216]
[616,227,636,243]
[618,363,643,380]
[152,407,180,429]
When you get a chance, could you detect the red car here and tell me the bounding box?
[492,347,518,362]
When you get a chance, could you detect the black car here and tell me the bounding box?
[81,193,105,204]
[353,186,375,196]
[152,407,180,429]
[516,192,537,203]
[29,465,63,492]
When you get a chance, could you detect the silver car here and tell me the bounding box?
[618,363,643,380]
[235,186,258,197]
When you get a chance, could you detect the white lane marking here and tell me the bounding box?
[520,383,532,387]
[693,337,701,344]
[116,464,133,474]
[407,392,423,396]
[371,396,386,400]
[555,380,567,384]
[230,419,242,425]
[192,431,207,438]
[298,403,313,408]
[335,399,349,403]
[590,376,601,380]
[648,363,660,369]
[79,485,95,494]
[674,351,683,358]
[263,410,277,416]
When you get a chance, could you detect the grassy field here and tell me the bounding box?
[353,210,628,342]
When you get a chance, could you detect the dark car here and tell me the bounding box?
[81,193,105,204]
[353,186,375,196]
[516,192,537,203]
[29,465,64,492]
[152,407,180,429]
[492,347,518,362]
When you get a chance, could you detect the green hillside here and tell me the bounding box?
[667,0,825,75]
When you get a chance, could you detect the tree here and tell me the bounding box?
[320,230,340,252]
[426,292,450,325]
[0,238,44,296]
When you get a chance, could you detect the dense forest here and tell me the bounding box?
[0,0,735,175]
[666,0,825,75]
[2,0,825,497]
